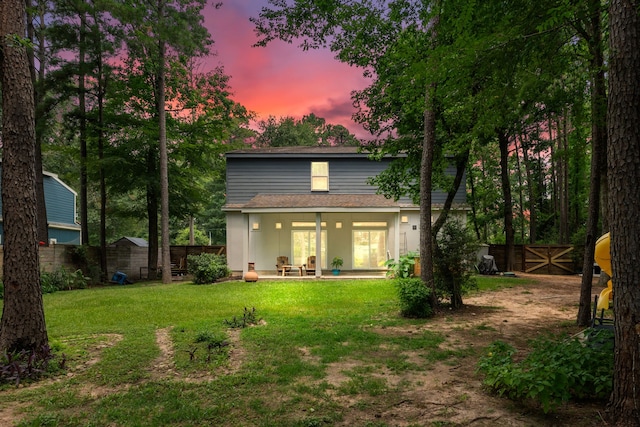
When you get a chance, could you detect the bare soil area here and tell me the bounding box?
[372,272,607,427]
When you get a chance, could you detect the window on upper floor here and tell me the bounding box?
[311,162,329,191]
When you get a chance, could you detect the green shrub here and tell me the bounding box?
[477,329,614,413]
[434,220,479,308]
[395,278,432,318]
[187,253,231,284]
[41,266,89,294]
[385,251,418,278]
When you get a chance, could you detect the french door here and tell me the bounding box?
[353,230,386,269]
[292,230,327,268]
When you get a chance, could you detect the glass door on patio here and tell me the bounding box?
[353,230,386,269]
[292,230,327,268]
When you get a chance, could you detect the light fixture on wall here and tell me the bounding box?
[401,215,409,223]
[336,221,343,229]
[275,222,282,229]
[252,222,260,230]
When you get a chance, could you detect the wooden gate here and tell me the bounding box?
[524,245,575,275]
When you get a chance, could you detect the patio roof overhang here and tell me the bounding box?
[224,193,402,214]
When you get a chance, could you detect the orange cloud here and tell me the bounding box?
[202,1,370,139]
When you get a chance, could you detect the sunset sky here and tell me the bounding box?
[202,1,371,139]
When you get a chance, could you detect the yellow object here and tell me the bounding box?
[594,232,612,310]
[597,287,612,311]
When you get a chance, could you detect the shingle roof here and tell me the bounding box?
[111,236,149,247]
[239,193,399,209]
[227,146,363,156]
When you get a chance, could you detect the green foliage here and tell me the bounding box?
[434,220,479,307]
[173,226,210,245]
[186,253,230,284]
[384,250,418,278]
[477,330,614,413]
[223,307,259,329]
[395,278,432,318]
[331,256,344,270]
[186,330,229,364]
[40,266,89,294]
[255,113,359,147]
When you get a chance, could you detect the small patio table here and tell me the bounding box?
[281,265,304,276]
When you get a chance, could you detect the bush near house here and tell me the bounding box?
[384,251,418,279]
[434,220,479,308]
[41,266,89,294]
[187,253,231,284]
[395,277,433,318]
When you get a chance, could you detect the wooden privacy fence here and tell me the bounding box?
[169,245,226,275]
[0,244,227,281]
[489,244,577,275]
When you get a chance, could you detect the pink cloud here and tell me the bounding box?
[202,1,371,139]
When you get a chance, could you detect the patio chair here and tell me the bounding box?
[306,256,316,275]
[276,256,292,276]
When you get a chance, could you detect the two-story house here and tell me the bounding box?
[223,146,467,276]
[0,167,81,245]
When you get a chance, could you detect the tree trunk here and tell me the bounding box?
[98,54,108,281]
[432,150,469,235]
[419,8,440,309]
[147,153,159,279]
[0,0,49,352]
[79,14,89,246]
[420,92,437,307]
[26,0,49,247]
[561,115,570,243]
[606,0,640,423]
[577,0,607,327]
[498,130,515,271]
[514,136,526,243]
[468,164,482,240]
[157,1,172,285]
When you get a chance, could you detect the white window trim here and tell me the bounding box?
[311,161,329,191]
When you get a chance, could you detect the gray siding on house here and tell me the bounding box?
[226,154,466,206]
[226,157,394,204]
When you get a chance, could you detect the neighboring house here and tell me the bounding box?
[0,167,81,245]
[223,146,468,276]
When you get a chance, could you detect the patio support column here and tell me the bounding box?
[243,214,250,276]
[394,213,400,262]
[315,212,322,277]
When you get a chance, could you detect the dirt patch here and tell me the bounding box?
[321,273,607,426]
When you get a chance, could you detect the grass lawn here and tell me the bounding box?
[0,275,530,426]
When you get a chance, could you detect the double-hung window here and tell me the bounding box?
[311,162,329,191]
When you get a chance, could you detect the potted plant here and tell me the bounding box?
[331,256,343,275]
